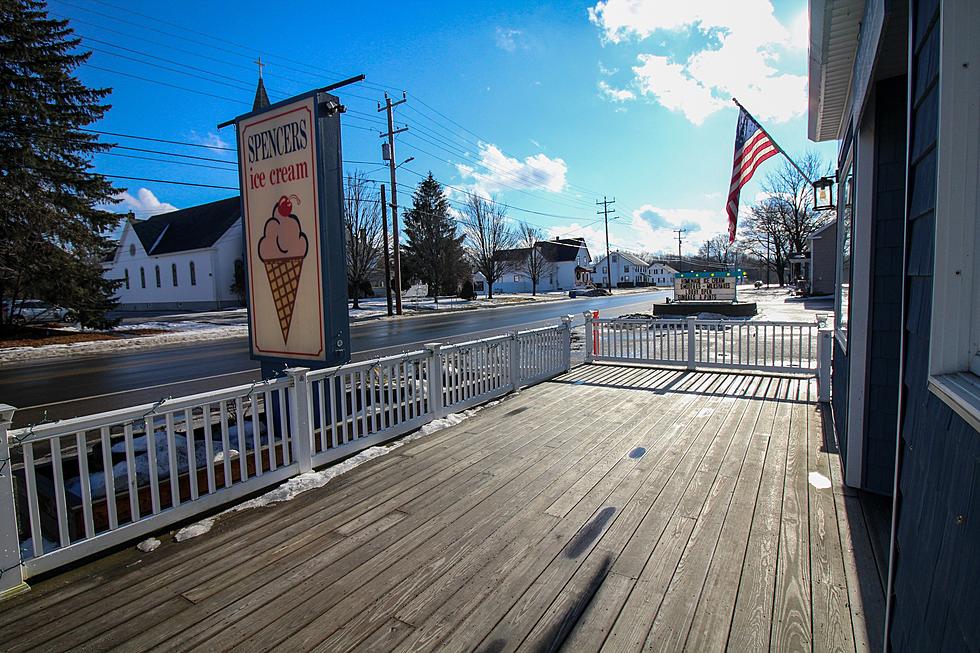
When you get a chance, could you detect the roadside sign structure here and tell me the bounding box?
[673,270,748,302]
[234,89,351,372]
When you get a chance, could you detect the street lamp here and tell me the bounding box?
[813,176,835,211]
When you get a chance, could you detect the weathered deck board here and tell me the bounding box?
[2,365,883,653]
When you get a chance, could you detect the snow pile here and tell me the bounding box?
[172,401,501,542]
[65,420,266,499]
[174,517,217,542]
[19,536,57,560]
[0,324,248,364]
[137,537,161,552]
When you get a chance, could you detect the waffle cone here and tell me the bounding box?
[264,257,304,343]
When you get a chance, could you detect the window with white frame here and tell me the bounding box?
[835,160,853,350]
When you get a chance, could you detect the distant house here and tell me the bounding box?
[591,251,651,287]
[646,262,678,287]
[807,220,836,296]
[103,197,244,312]
[480,237,591,294]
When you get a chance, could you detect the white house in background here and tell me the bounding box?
[591,250,651,287]
[646,262,678,287]
[103,197,244,311]
[477,237,592,294]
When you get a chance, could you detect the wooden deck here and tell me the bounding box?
[0,365,885,652]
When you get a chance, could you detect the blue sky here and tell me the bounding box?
[52,0,834,256]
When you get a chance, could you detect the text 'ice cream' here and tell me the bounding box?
[257,195,309,343]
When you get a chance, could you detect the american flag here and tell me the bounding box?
[727,108,778,244]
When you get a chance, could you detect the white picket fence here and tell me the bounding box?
[585,313,832,384]
[0,319,572,595]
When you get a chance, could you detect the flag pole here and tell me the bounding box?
[731,97,813,185]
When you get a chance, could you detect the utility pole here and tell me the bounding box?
[380,184,393,316]
[596,197,615,292]
[379,91,408,315]
[674,228,687,271]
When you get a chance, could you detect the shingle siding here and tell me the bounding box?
[862,75,906,495]
[890,1,980,648]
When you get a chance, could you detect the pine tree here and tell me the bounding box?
[400,173,467,301]
[0,0,121,330]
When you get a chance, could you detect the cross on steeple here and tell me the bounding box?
[255,57,264,80]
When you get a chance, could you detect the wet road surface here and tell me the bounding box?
[1,291,667,427]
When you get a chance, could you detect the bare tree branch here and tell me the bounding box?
[344,171,383,309]
[461,193,516,299]
[515,222,555,296]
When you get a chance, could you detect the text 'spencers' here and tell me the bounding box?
[239,96,326,361]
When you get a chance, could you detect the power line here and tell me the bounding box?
[103,174,238,190]
[83,128,235,152]
[55,4,606,206]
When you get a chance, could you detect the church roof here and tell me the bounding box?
[253,76,270,111]
[537,237,588,262]
[493,237,589,264]
[132,196,240,255]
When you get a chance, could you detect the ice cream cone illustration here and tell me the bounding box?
[258,195,309,344]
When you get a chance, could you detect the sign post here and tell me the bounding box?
[234,90,351,377]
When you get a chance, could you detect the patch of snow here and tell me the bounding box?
[174,517,217,542]
[172,399,503,542]
[0,324,248,364]
[19,536,58,560]
[69,420,267,499]
[137,537,161,552]
[808,471,832,489]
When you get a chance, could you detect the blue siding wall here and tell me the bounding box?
[890,0,980,649]
[863,75,907,495]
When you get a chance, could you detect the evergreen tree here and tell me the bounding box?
[400,173,467,301]
[0,0,121,330]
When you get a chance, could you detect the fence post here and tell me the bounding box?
[561,315,573,372]
[583,311,594,364]
[425,343,446,419]
[817,328,833,403]
[509,332,522,392]
[0,404,29,601]
[285,368,314,473]
[686,316,697,370]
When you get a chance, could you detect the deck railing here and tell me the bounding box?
[585,313,832,387]
[0,317,573,597]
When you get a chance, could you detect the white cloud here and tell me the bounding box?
[632,55,721,123]
[547,222,609,251]
[549,204,727,254]
[589,0,808,124]
[598,79,636,102]
[188,130,232,154]
[598,62,619,76]
[457,142,567,197]
[495,27,525,52]
[114,188,177,216]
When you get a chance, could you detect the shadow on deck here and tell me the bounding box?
[0,364,886,652]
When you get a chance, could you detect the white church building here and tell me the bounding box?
[103,197,244,312]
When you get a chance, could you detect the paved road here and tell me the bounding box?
[1,290,667,427]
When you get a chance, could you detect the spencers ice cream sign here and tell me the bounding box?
[238,97,325,360]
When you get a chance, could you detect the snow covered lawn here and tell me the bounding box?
[0,323,249,365]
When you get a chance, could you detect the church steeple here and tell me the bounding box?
[252,57,270,111]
